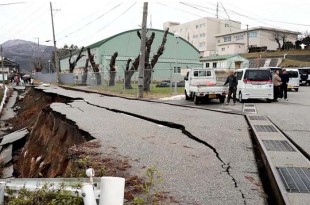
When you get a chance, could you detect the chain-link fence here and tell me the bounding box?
[33,68,186,97]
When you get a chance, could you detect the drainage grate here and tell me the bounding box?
[244,104,255,107]
[244,109,256,112]
[277,167,310,193]
[262,140,295,151]
[248,116,267,121]
[254,125,278,132]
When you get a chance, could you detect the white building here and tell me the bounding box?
[163,17,241,57]
[215,27,300,55]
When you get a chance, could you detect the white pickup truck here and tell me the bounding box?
[184,68,227,104]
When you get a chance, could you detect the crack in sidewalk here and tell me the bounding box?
[80,100,247,205]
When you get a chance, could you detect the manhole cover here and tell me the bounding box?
[263,140,295,151]
[277,167,310,193]
[244,104,255,107]
[254,125,278,132]
[248,116,267,120]
[244,109,256,112]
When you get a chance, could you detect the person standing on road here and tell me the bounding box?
[280,68,289,101]
[272,70,282,102]
[224,71,238,105]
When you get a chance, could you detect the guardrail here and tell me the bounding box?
[0,175,125,205]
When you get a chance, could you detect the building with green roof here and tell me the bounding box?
[59,28,202,82]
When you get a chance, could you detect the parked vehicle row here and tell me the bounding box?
[184,67,307,104]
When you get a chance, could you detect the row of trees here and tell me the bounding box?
[65,28,169,91]
[272,31,310,50]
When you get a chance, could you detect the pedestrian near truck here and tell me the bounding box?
[272,70,282,102]
[280,68,289,101]
[224,71,238,105]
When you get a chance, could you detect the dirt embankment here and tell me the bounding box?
[9,88,90,177]
[7,87,176,203]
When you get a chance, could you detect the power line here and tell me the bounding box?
[57,2,123,42]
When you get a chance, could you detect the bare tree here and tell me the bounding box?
[109,52,118,86]
[144,28,169,91]
[82,59,89,85]
[69,46,84,73]
[272,32,291,50]
[87,47,101,85]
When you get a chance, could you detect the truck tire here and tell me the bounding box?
[185,90,190,100]
[239,92,243,103]
[194,94,200,105]
[219,96,225,103]
[295,88,299,92]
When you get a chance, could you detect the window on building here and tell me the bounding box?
[212,62,217,68]
[224,35,231,42]
[200,23,205,28]
[205,63,210,68]
[218,39,220,43]
[174,66,181,73]
[193,34,198,39]
[249,31,257,38]
[234,34,244,40]
[225,23,230,27]
[221,47,225,51]
[199,42,205,47]
[196,25,199,29]
[200,33,206,37]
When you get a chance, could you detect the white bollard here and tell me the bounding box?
[81,183,97,205]
[0,182,5,205]
[99,177,125,205]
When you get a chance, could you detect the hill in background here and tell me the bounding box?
[2,39,54,74]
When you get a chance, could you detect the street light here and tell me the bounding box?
[48,60,51,73]
[173,32,180,93]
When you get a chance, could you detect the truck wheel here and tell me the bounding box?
[219,96,225,103]
[239,92,243,103]
[194,94,199,105]
[295,88,299,92]
[185,90,190,100]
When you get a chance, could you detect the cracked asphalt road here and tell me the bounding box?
[39,86,266,205]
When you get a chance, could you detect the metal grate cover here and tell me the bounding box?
[277,167,310,193]
[254,125,278,132]
[244,104,255,107]
[263,140,295,152]
[248,116,267,121]
[244,109,256,112]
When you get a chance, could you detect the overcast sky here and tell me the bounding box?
[1,0,310,48]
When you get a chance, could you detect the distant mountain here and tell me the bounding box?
[2,39,54,73]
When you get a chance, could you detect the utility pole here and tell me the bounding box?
[246,25,249,53]
[50,2,59,84]
[34,37,40,70]
[138,2,148,98]
[0,45,4,84]
[216,2,218,18]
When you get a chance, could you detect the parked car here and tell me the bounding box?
[155,81,170,87]
[298,67,310,85]
[235,68,273,102]
[285,68,299,91]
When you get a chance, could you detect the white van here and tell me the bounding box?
[285,68,299,92]
[235,68,273,102]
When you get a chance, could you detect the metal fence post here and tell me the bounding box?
[81,183,96,205]
[0,182,5,204]
[99,177,125,205]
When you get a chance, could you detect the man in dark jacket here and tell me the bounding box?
[224,71,238,105]
[280,69,289,100]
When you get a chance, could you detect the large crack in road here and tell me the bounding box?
[70,99,248,205]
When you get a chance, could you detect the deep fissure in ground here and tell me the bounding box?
[5,87,176,203]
